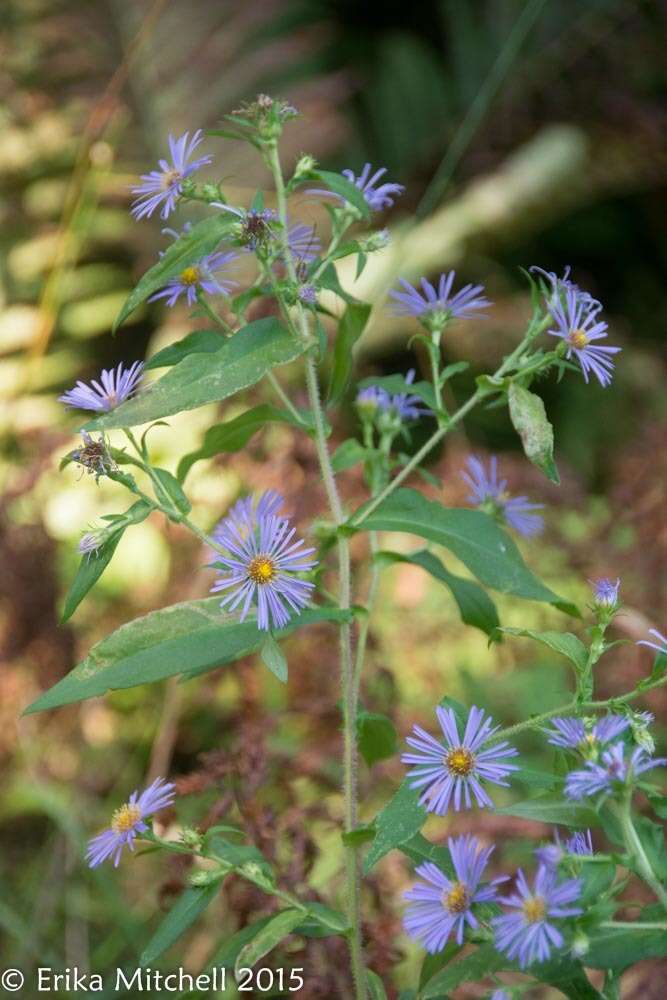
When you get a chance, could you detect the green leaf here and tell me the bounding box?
[177,404,307,481]
[317,262,359,305]
[633,816,667,879]
[61,499,152,622]
[508,382,559,484]
[234,908,304,974]
[306,169,371,220]
[376,549,500,636]
[331,438,368,473]
[328,302,372,403]
[140,882,221,966]
[366,970,388,999]
[86,319,303,430]
[363,782,426,874]
[398,833,454,876]
[295,902,349,938]
[532,958,603,999]
[209,917,273,968]
[145,330,224,370]
[356,711,398,766]
[498,627,588,672]
[496,795,600,827]
[422,943,506,997]
[585,921,667,971]
[353,489,571,610]
[114,216,235,331]
[152,468,192,516]
[24,605,352,714]
[260,634,288,683]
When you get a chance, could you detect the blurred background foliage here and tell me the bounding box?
[0,0,665,996]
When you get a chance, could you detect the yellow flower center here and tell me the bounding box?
[248,555,277,585]
[443,881,470,913]
[160,168,182,190]
[568,329,589,350]
[445,746,475,776]
[111,803,142,834]
[179,266,200,286]
[523,895,546,924]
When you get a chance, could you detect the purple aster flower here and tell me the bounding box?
[592,577,620,607]
[298,284,318,305]
[386,369,431,421]
[131,131,211,221]
[86,777,176,868]
[547,287,620,387]
[403,835,507,953]
[60,361,144,412]
[461,455,544,538]
[356,385,390,413]
[490,992,511,1000]
[342,163,404,211]
[310,163,404,213]
[535,829,593,869]
[287,222,321,263]
[530,265,600,311]
[390,272,491,328]
[209,490,317,631]
[147,250,238,307]
[638,628,667,657]
[492,865,582,968]
[401,705,519,815]
[545,714,630,757]
[78,530,104,556]
[565,741,666,800]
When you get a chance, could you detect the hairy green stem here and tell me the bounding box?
[615,793,667,912]
[493,674,667,743]
[267,140,367,998]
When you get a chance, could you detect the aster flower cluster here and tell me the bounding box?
[400,706,586,968]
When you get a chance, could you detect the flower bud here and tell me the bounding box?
[571,931,589,958]
[293,154,317,181]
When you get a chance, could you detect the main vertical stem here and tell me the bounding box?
[268,141,367,997]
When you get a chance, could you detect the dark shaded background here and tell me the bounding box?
[1,1,665,996]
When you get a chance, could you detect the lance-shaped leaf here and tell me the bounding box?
[376,550,500,636]
[85,319,303,430]
[234,909,304,974]
[61,499,153,622]
[356,711,398,766]
[508,382,559,484]
[140,882,222,966]
[145,329,224,370]
[421,944,506,997]
[363,781,427,874]
[328,302,372,403]
[497,627,588,672]
[177,404,310,482]
[352,488,573,612]
[495,795,600,827]
[114,215,236,331]
[24,604,352,714]
[584,921,667,971]
[260,634,288,683]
